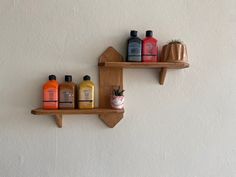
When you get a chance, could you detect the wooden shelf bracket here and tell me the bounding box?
[99,113,123,128]
[159,68,168,85]
[55,114,63,128]
[98,47,124,127]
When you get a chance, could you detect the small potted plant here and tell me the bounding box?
[111,86,125,109]
[161,40,188,62]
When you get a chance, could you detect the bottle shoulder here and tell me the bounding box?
[43,81,59,89]
[79,81,94,88]
[60,82,76,90]
[128,37,142,43]
[143,37,157,43]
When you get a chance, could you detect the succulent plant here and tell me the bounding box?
[112,86,124,96]
[168,40,183,45]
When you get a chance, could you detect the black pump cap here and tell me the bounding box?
[83,75,91,81]
[65,75,72,82]
[130,30,138,37]
[146,30,153,37]
[49,75,56,80]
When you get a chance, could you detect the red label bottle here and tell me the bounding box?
[142,30,158,62]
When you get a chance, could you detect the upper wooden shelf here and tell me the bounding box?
[98,61,189,69]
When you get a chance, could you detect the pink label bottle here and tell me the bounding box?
[142,30,158,62]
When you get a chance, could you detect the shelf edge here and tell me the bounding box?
[31,108,124,115]
[98,62,189,69]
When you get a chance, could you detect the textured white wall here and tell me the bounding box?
[0,0,236,177]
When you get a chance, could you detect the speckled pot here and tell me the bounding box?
[161,43,188,62]
[110,96,124,109]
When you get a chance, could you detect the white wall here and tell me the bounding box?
[0,0,236,177]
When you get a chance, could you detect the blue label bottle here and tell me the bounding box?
[127,30,142,62]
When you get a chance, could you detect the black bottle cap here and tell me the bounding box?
[130,30,138,37]
[146,30,153,37]
[83,75,91,81]
[49,75,56,80]
[65,75,72,82]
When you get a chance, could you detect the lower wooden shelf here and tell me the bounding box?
[31,108,124,128]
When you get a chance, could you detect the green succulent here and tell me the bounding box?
[168,40,183,45]
[113,86,125,96]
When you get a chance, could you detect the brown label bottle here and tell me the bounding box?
[59,75,77,109]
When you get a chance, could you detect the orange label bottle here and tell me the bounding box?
[43,75,59,109]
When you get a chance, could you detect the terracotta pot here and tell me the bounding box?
[160,44,168,62]
[111,96,124,109]
[161,43,188,62]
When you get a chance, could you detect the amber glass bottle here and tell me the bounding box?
[43,75,59,109]
[59,75,77,109]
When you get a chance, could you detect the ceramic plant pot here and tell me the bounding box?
[160,44,168,62]
[111,96,124,109]
[161,42,188,62]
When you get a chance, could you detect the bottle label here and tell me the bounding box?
[79,87,94,108]
[143,42,158,62]
[43,88,58,108]
[59,89,74,108]
[128,42,142,61]
[143,42,157,55]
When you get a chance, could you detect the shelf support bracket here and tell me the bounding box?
[98,47,124,128]
[55,114,62,128]
[159,68,167,85]
[99,113,123,128]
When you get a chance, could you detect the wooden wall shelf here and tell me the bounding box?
[98,47,189,85]
[31,108,124,128]
[31,46,189,128]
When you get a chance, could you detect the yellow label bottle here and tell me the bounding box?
[78,75,94,109]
